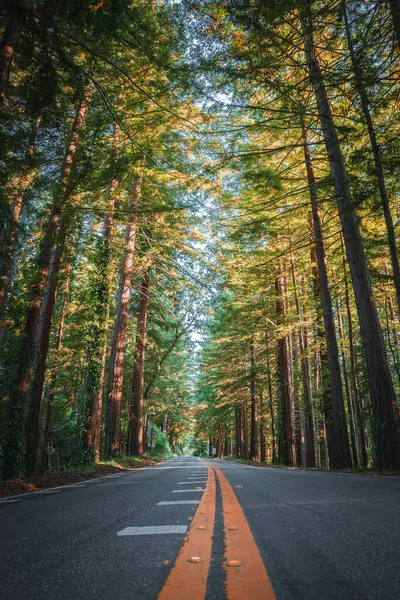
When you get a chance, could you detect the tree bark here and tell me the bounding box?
[249,338,258,460]
[39,255,73,473]
[2,83,93,479]
[241,398,249,459]
[104,175,142,457]
[128,272,150,456]
[290,249,316,467]
[310,242,329,468]
[217,424,223,458]
[336,299,359,469]
[265,328,276,463]
[85,183,119,461]
[341,234,369,468]
[275,263,296,466]
[302,8,399,468]
[301,115,351,468]
[235,405,241,458]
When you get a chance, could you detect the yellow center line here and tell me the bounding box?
[157,464,216,600]
[213,465,276,600]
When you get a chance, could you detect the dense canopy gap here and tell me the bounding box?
[0,0,399,478]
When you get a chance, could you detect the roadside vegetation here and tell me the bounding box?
[1,1,400,482]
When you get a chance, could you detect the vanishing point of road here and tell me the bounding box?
[1,457,400,599]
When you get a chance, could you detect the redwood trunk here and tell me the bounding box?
[235,405,241,458]
[341,235,369,468]
[88,177,119,461]
[128,272,150,456]
[336,300,358,469]
[39,256,72,473]
[241,399,248,459]
[276,266,296,466]
[290,250,316,467]
[249,338,258,460]
[265,329,276,463]
[301,115,351,469]
[104,176,142,457]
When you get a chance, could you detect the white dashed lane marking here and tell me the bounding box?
[177,481,207,485]
[158,500,200,506]
[117,525,188,536]
[171,489,205,493]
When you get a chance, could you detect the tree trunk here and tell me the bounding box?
[235,405,241,458]
[26,71,95,474]
[336,299,358,469]
[343,1,400,315]
[265,328,276,463]
[341,234,369,468]
[260,421,266,462]
[104,175,142,457]
[310,243,329,468]
[84,190,119,462]
[301,5,400,470]
[39,255,73,473]
[26,217,72,475]
[290,249,316,467]
[0,18,19,101]
[249,338,258,460]
[128,272,150,456]
[217,424,223,458]
[301,115,351,468]
[0,115,40,314]
[241,398,249,459]
[2,84,93,479]
[275,264,296,466]
[259,390,266,462]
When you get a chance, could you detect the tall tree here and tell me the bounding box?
[104,174,142,458]
[129,271,150,456]
[301,1,400,470]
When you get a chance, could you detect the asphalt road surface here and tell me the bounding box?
[1,457,400,599]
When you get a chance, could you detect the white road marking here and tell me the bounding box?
[177,481,207,485]
[153,467,206,469]
[158,500,200,505]
[0,499,22,504]
[172,489,205,493]
[38,489,62,494]
[117,525,188,536]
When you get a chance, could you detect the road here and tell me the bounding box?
[1,457,400,599]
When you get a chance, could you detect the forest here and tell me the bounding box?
[0,0,399,481]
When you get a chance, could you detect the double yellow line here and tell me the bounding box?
[158,463,276,600]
